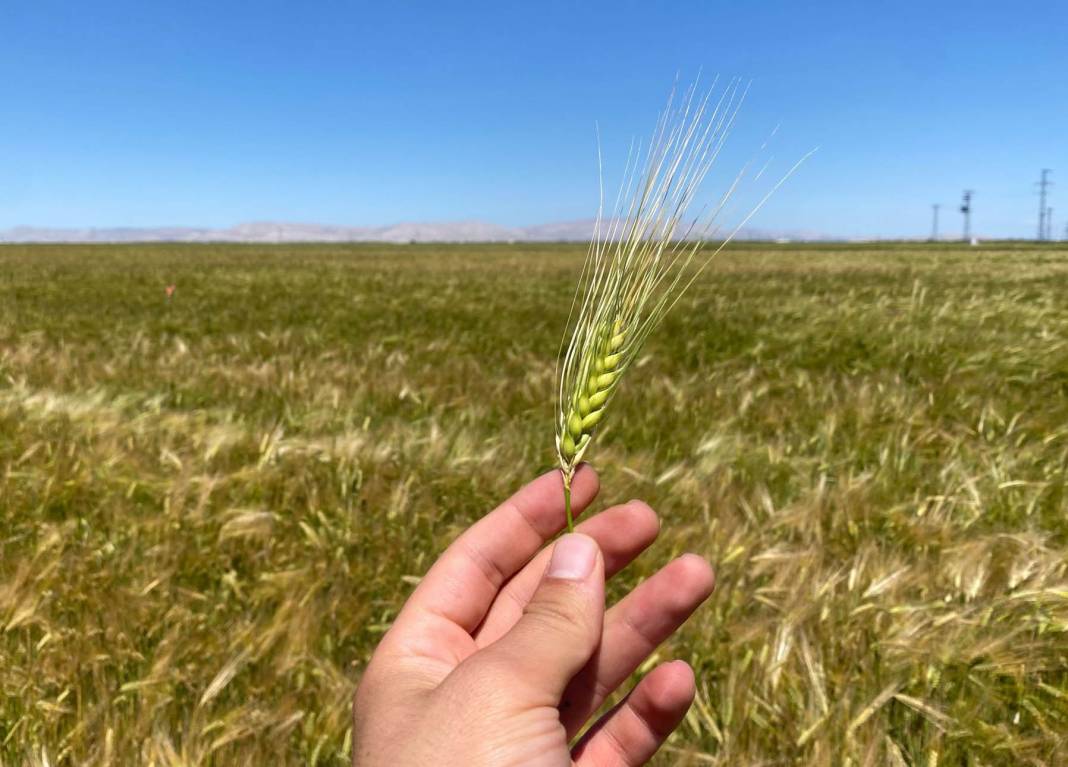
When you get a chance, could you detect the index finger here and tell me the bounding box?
[393,464,599,637]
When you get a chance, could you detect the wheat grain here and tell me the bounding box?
[555,78,809,530]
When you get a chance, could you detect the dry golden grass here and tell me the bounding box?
[1,241,1067,765]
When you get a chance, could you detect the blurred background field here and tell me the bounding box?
[1,241,1067,765]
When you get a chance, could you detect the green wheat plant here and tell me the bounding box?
[556,79,808,530]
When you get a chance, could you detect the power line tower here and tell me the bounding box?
[1037,169,1052,240]
[931,204,941,241]
[960,190,973,241]
[1048,207,1054,241]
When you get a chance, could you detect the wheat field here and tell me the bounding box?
[1,241,1067,765]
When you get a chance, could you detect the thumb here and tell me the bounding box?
[481,533,605,702]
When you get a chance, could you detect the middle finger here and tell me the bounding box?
[473,499,660,647]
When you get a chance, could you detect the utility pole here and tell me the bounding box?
[960,190,973,241]
[931,204,940,241]
[1037,169,1052,240]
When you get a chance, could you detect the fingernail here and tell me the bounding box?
[548,534,597,580]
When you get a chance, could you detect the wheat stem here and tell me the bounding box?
[562,468,574,533]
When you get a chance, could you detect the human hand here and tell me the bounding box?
[352,466,715,766]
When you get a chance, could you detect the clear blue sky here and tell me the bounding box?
[2,1,1065,238]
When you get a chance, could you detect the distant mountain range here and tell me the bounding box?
[0,219,834,244]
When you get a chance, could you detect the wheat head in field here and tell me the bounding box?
[556,80,807,529]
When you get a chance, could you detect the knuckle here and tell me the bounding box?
[352,676,375,719]
[524,585,586,633]
[352,661,386,717]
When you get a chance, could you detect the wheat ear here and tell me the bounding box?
[555,78,811,531]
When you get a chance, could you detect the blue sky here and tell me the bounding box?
[1,1,1065,238]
